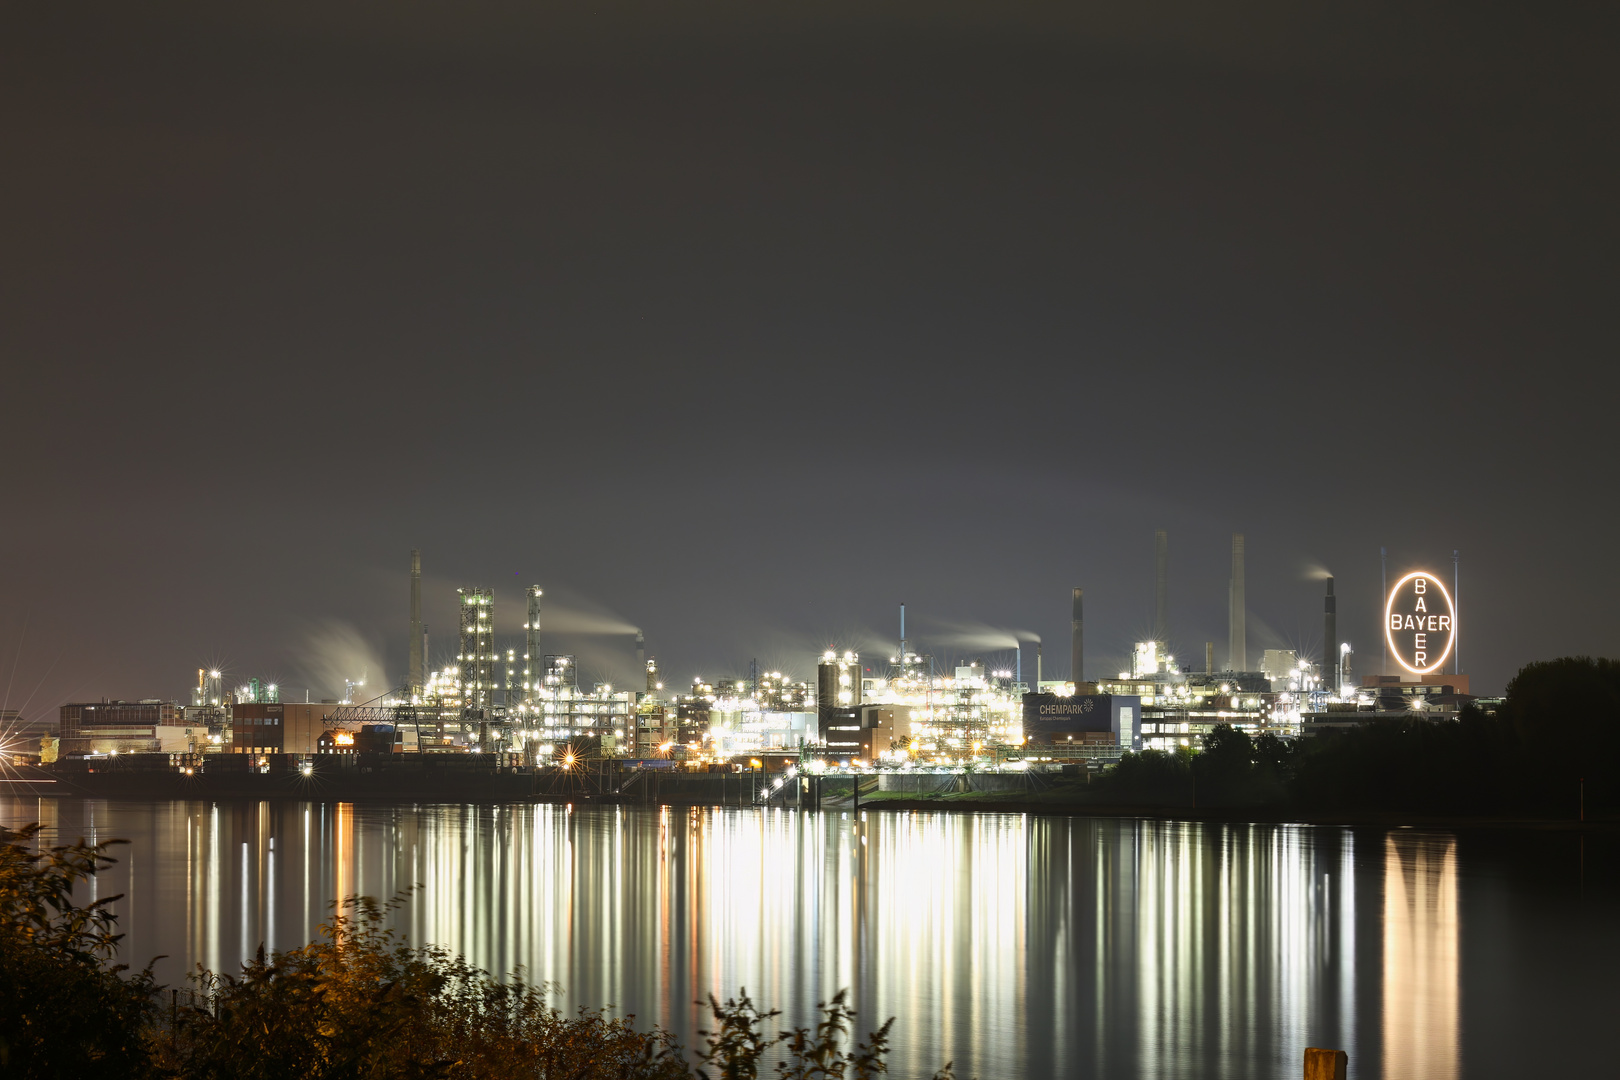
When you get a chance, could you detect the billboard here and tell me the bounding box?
[1385,571,1456,675]
[1023,694,1113,732]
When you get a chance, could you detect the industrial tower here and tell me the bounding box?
[1229,533,1246,671]
[456,587,496,712]
[409,550,424,697]
[525,586,543,703]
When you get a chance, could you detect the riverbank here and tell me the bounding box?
[0,763,765,807]
[847,789,1620,831]
[5,765,1613,832]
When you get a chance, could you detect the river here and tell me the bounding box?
[3,797,1615,1079]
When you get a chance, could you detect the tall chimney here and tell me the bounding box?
[1228,533,1246,671]
[408,550,424,696]
[1205,641,1213,675]
[1453,549,1461,676]
[635,631,646,688]
[1324,576,1337,695]
[1036,641,1043,690]
[1154,530,1168,645]
[1071,587,1084,685]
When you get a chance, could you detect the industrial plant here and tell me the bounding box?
[16,537,1479,784]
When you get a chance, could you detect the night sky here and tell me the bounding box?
[3,2,1615,711]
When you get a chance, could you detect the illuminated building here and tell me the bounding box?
[1259,650,1299,683]
[56,699,203,755]
[230,702,334,755]
[673,677,716,749]
[519,654,634,754]
[860,656,1023,761]
[632,702,676,757]
[701,668,816,759]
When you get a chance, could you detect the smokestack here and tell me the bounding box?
[1228,533,1246,671]
[1381,546,1389,675]
[636,631,645,687]
[1071,587,1084,685]
[1453,549,1461,676]
[1154,530,1168,644]
[1205,642,1213,675]
[1324,576,1337,695]
[1036,641,1043,690]
[408,550,424,696]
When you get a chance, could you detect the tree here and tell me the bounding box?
[0,823,159,1080]
[1498,656,1620,810]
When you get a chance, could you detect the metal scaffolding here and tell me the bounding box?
[456,587,496,714]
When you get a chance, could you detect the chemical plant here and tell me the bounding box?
[22,536,1479,776]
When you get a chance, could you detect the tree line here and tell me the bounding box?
[1092,655,1620,815]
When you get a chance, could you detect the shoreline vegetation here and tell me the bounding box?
[0,822,958,1079]
[842,656,1618,830]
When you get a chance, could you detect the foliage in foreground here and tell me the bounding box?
[0,823,956,1080]
[0,823,159,1078]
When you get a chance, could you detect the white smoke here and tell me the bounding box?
[527,587,639,636]
[296,619,391,702]
[910,615,1030,652]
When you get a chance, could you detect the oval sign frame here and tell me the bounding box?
[1384,570,1457,676]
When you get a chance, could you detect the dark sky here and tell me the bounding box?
[2,1,1615,711]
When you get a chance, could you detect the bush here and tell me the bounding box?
[156,892,689,1080]
[0,823,160,1079]
[4,823,958,1079]
[1095,747,1193,805]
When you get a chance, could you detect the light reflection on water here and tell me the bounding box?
[5,798,1613,1078]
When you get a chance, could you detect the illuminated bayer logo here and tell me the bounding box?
[1385,571,1456,675]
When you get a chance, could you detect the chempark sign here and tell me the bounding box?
[1385,571,1456,676]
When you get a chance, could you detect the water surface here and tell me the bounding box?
[4,797,1615,1079]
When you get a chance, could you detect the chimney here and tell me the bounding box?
[1229,533,1246,671]
[1036,641,1043,690]
[1071,587,1084,685]
[1205,641,1213,675]
[1324,576,1337,695]
[636,631,646,687]
[408,550,424,696]
[1154,530,1168,644]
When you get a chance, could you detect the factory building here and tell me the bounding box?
[1300,674,1477,731]
[818,704,910,764]
[57,699,209,756]
[633,703,677,756]
[231,702,335,755]
[862,653,1022,760]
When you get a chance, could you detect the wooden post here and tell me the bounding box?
[1303,1048,1347,1080]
